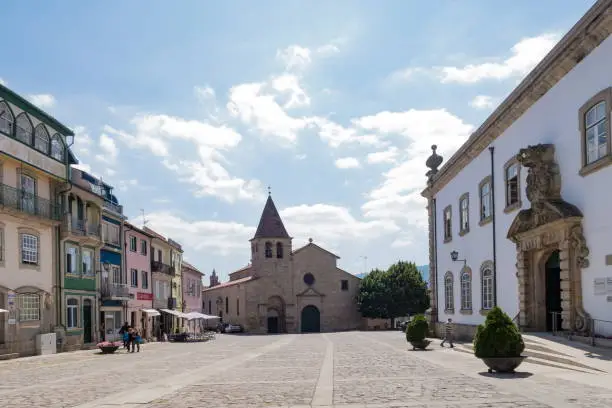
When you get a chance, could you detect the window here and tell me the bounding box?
[82,248,93,276]
[444,272,454,312]
[157,249,162,262]
[102,222,120,246]
[140,239,148,256]
[208,300,212,314]
[460,270,472,311]
[341,280,349,291]
[443,206,452,242]
[18,294,40,321]
[129,235,137,252]
[66,298,78,329]
[65,245,78,274]
[479,176,492,224]
[225,296,229,314]
[21,233,38,265]
[15,113,32,144]
[265,241,273,258]
[51,135,65,162]
[580,89,612,175]
[504,160,521,210]
[130,268,138,287]
[20,173,36,215]
[0,102,13,135]
[236,298,240,316]
[111,265,122,284]
[34,124,50,154]
[481,264,495,310]
[141,271,148,289]
[276,242,283,258]
[459,193,469,235]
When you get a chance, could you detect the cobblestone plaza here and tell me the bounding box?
[2,332,612,407]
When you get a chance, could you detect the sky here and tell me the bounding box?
[0,0,596,283]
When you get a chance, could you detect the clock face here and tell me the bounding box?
[303,273,315,286]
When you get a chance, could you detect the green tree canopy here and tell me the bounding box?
[357,261,430,319]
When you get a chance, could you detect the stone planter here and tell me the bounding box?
[481,356,526,373]
[409,339,431,350]
[99,346,119,354]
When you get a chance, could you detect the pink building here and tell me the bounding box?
[181,261,205,313]
[124,222,158,338]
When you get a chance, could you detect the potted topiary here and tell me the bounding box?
[473,306,526,373]
[406,314,431,350]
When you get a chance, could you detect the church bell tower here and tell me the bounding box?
[249,192,292,272]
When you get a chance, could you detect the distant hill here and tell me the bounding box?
[356,264,429,284]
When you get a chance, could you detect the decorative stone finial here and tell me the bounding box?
[425,145,443,181]
[308,238,313,243]
[267,185,271,196]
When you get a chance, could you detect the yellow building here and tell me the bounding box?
[0,83,77,357]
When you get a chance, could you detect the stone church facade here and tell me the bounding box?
[202,194,362,333]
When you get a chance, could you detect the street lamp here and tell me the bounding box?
[450,250,467,268]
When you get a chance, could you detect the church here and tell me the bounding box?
[201,194,362,333]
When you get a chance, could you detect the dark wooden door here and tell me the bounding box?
[301,305,320,333]
[83,304,92,343]
[267,317,279,334]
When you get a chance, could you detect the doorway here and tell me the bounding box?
[83,299,92,343]
[267,309,279,334]
[544,250,562,332]
[300,305,321,333]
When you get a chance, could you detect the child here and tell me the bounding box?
[123,329,130,349]
[133,329,142,353]
[440,318,454,348]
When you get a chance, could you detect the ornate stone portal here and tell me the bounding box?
[507,144,590,333]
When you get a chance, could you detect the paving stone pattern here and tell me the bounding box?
[1,332,612,407]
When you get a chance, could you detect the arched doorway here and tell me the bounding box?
[267,309,279,334]
[301,305,320,333]
[545,250,562,332]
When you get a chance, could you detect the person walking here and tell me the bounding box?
[119,322,130,349]
[440,318,454,348]
[133,329,142,353]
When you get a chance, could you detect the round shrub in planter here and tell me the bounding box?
[97,341,122,354]
[473,306,526,373]
[406,314,431,350]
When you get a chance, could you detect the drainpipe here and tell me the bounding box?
[432,197,438,321]
[123,223,130,325]
[489,146,498,307]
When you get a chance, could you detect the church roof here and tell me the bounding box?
[202,276,255,292]
[292,242,340,259]
[252,195,290,239]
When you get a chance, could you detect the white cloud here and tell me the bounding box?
[194,85,215,100]
[334,157,360,169]
[227,81,315,144]
[0,78,6,86]
[275,41,341,71]
[439,33,560,84]
[281,204,399,248]
[28,94,56,109]
[143,212,255,256]
[72,125,93,156]
[356,108,473,233]
[388,67,428,82]
[470,95,497,110]
[271,74,310,109]
[367,147,399,164]
[96,133,119,163]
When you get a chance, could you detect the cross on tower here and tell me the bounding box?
[268,185,271,196]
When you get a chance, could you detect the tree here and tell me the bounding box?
[357,261,430,323]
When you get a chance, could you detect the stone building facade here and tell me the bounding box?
[422,0,612,340]
[202,194,362,333]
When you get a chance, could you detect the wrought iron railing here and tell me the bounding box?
[102,200,123,215]
[100,282,130,299]
[590,318,612,346]
[0,183,61,221]
[87,223,101,238]
[151,261,175,276]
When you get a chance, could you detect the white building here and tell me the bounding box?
[422,0,612,340]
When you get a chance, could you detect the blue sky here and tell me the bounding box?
[0,1,595,282]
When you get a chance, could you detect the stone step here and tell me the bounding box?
[0,352,19,361]
[455,343,605,373]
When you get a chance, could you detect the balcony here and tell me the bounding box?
[102,200,123,215]
[151,261,175,276]
[61,216,102,242]
[0,183,61,221]
[100,282,131,300]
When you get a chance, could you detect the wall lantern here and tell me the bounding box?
[450,250,467,268]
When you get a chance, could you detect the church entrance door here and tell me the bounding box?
[267,316,279,334]
[545,250,562,332]
[301,305,320,333]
